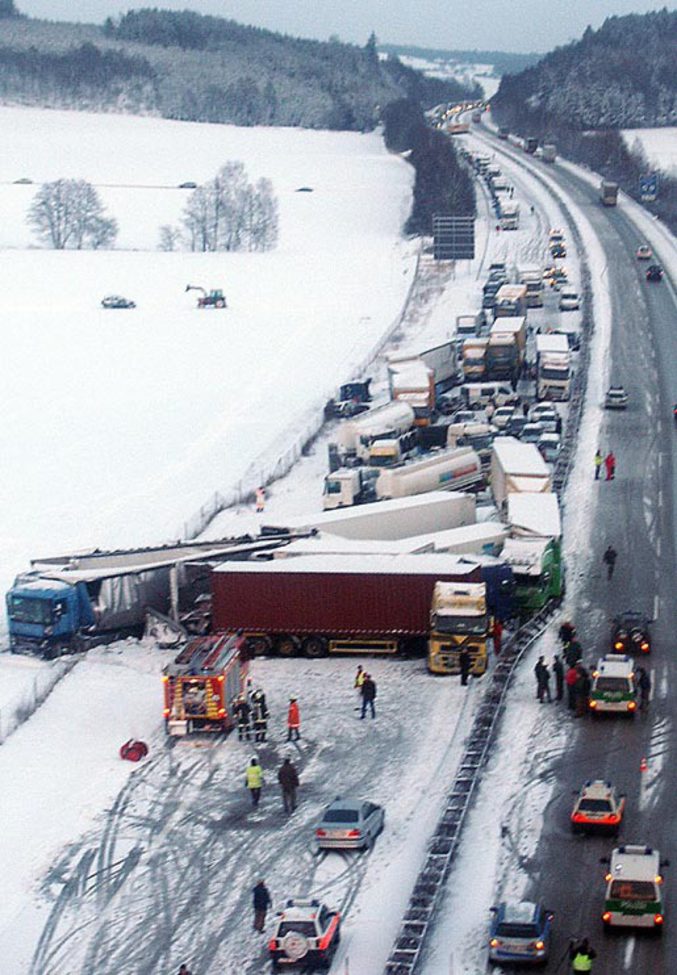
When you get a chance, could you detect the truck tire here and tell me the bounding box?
[277,635,300,657]
[247,635,273,657]
[302,636,328,658]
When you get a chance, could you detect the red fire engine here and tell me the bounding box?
[162,632,248,736]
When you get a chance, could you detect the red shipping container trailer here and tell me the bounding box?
[162,631,248,735]
[211,554,481,657]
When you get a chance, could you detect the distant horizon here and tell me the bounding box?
[14,0,673,56]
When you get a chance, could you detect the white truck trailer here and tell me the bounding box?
[518,264,544,308]
[490,437,552,509]
[388,340,457,394]
[270,491,477,540]
[499,200,520,230]
[376,447,484,500]
[536,333,571,401]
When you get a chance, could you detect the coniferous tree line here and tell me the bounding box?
[491,9,677,232]
[0,8,476,129]
[383,99,476,235]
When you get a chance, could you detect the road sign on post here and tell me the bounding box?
[639,173,658,202]
[433,215,475,261]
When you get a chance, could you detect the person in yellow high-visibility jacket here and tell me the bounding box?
[245,757,263,808]
[569,937,596,972]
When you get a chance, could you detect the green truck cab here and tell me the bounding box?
[501,537,563,617]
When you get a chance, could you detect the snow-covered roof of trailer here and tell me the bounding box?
[508,493,561,539]
[214,553,480,576]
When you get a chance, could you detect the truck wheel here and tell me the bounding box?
[247,635,273,657]
[302,636,328,658]
[277,635,300,657]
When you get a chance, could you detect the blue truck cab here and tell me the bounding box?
[6,575,95,656]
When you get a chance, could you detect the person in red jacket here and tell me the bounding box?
[492,619,503,655]
[565,665,579,710]
[287,697,301,741]
[605,450,616,481]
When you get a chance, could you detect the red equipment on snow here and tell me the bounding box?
[119,739,149,762]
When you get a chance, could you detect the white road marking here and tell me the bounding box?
[654,593,660,619]
[623,935,636,968]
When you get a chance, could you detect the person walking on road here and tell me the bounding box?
[603,544,617,579]
[253,879,272,932]
[354,664,365,709]
[564,639,583,668]
[233,695,252,741]
[594,449,603,480]
[245,757,264,808]
[255,486,266,513]
[553,654,565,702]
[604,450,616,481]
[251,689,268,743]
[459,648,471,687]
[636,666,651,709]
[575,665,591,717]
[492,619,503,656]
[534,656,552,703]
[559,620,576,646]
[277,757,300,813]
[287,697,301,741]
[565,664,579,711]
[177,966,192,975]
[569,937,596,972]
[360,673,377,719]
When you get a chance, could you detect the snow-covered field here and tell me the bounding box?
[622,127,677,174]
[0,107,415,616]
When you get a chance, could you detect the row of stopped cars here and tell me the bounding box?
[490,612,657,965]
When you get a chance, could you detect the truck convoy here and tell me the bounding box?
[162,631,248,736]
[6,536,290,657]
[600,180,619,206]
[428,581,490,675]
[211,554,482,657]
[536,334,571,400]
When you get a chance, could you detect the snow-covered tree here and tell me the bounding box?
[27,179,118,250]
[158,224,181,251]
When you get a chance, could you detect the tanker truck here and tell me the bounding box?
[329,400,415,468]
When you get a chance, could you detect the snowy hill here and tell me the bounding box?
[0,107,415,619]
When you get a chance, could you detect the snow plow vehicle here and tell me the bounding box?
[162,631,248,736]
[185,284,227,308]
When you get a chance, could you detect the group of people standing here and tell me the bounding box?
[233,684,302,743]
[354,665,377,718]
[594,449,616,481]
[244,754,300,812]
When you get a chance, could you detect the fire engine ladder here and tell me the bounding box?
[384,602,558,975]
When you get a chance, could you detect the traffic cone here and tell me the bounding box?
[640,756,648,772]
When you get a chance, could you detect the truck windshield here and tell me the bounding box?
[324,480,342,495]
[541,367,570,380]
[368,454,396,468]
[433,615,488,635]
[7,595,54,625]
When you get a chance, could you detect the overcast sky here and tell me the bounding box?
[16,0,673,54]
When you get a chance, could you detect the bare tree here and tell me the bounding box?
[158,224,181,251]
[27,179,118,250]
[180,162,279,254]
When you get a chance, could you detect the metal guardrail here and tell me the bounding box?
[383,138,595,975]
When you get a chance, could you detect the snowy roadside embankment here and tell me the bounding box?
[0,107,416,634]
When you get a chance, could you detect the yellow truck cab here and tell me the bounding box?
[602,845,667,930]
[589,655,637,715]
[428,581,489,675]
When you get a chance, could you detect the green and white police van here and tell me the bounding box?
[602,845,667,930]
[589,655,638,715]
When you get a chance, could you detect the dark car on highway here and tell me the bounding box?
[646,264,664,282]
[611,611,652,655]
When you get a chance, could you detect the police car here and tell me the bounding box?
[601,845,669,930]
[571,780,626,834]
[488,901,554,964]
[589,655,638,715]
[269,898,341,970]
